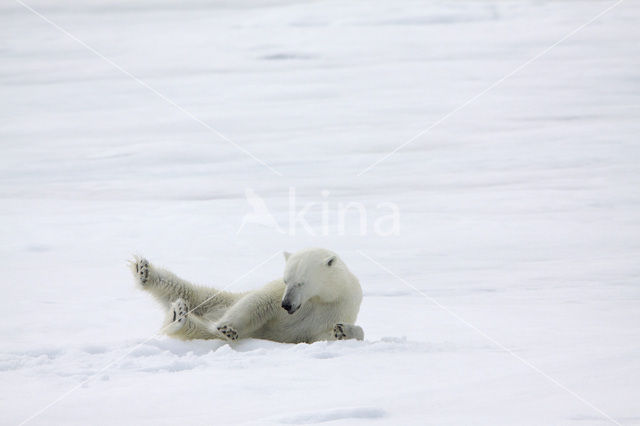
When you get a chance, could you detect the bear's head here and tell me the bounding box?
[280,248,345,315]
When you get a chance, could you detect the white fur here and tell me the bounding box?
[130,248,364,343]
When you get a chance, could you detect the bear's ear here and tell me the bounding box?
[283,251,292,261]
[325,255,336,267]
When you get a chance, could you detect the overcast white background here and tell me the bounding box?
[1,0,639,425]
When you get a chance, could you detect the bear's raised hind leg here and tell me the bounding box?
[129,256,202,309]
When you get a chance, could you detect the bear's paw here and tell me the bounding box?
[333,323,347,340]
[133,257,150,284]
[165,298,189,333]
[217,324,238,341]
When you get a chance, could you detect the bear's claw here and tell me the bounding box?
[217,325,238,341]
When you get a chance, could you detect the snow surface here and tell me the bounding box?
[1,0,639,424]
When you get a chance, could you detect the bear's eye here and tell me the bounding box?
[296,282,303,287]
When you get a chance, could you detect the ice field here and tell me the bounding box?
[1,0,639,424]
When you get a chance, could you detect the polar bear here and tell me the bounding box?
[130,248,364,343]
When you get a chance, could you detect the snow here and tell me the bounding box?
[1,0,639,424]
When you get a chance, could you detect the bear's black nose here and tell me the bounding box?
[281,301,292,312]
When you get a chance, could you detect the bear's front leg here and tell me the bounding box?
[213,290,280,341]
[333,323,364,341]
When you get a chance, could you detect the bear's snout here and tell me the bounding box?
[281,299,299,314]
